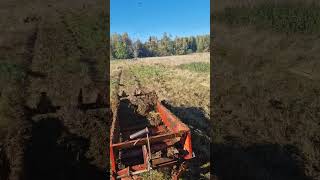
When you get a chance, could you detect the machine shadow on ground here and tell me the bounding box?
[24,117,105,180]
[211,141,311,180]
[161,101,211,179]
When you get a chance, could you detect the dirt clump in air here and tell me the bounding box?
[128,88,162,126]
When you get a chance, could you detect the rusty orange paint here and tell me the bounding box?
[110,141,116,180]
[110,101,195,179]
[183,132,193,160]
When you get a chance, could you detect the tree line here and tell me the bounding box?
[111,32,210,59]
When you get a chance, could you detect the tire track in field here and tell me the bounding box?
[60,12,107,102]
[25,9,108,180]
[4,21,40,180]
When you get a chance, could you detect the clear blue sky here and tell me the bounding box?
[111,0,210,42]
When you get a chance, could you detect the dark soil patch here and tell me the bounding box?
[79,57,101,85]
[23,15,41,24]
[0,144,10,180]
[24,118,105,180]
[26,70,47,78]
[211,142,312,180]
[25,25,39,64]
[118,98,151,134]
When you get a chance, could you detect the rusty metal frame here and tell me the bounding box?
[110,100,194,180]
